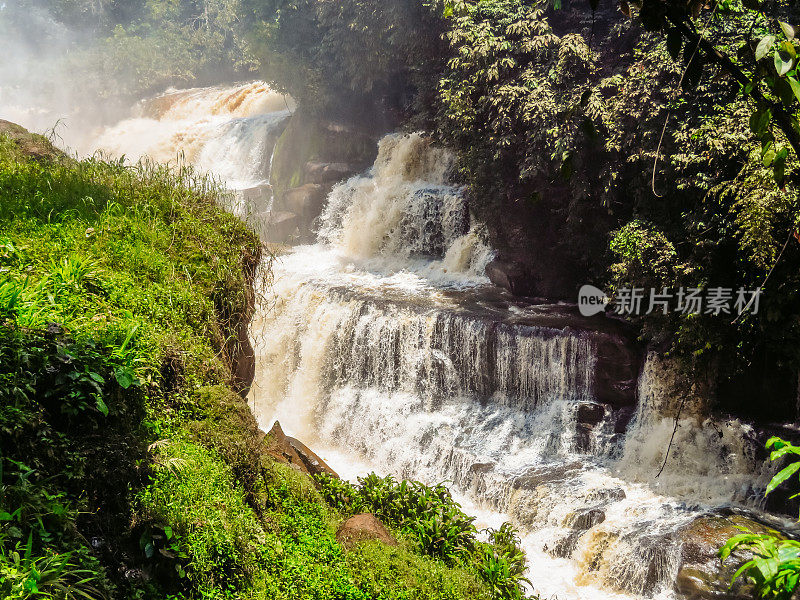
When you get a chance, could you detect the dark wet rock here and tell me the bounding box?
[550,531,583,558]
[501,303,641,409]
[593,334,640,408]
[263,421,338,478]
[284,183,330,220]
[575,403,608,452]
[336,513,397,548]
[674,512,779,600]
[485,259,537,297]
[468,462,495,476]
[512,462,586,491]
[264,210,299,243]
[613,406,636,434]
[565,508,606,530]
[585,487,627,504]
[577,402,606,426]
[303,161,358,185]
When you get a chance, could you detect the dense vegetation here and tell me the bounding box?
[237,0,800,420]
[0,128,510,599]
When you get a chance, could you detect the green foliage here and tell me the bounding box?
[242,0,446,120]
[0,461,112,600]
[720,436,800,599]
[0,129,501,600]
[315,472,532,599]
[251,463,495,600]
[136,440,267,592]
[0,136,260,599]
[0,538,106,600]
[621,0,800,186]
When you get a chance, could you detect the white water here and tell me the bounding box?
[38,82,779,599]
[247,131,776,600]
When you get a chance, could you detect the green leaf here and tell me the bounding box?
[88,371,105,384]
[774,158,787,187]
[115,368,133,389]
[164,526,173,540]
[766,461,800,495]
[750,107,772,135]
[780,22,796,41]
[667,28,682,60]
[788,76,800,104]
[95,397,109,417]
[756,35,776,61]
[774,49,794,76]
[766,436,788,450]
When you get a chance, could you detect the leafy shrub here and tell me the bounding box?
[0,460,111,600]
[315,472,532,599]
[0,538,106,600]
[720,437,800,599]
[136,440,267,592]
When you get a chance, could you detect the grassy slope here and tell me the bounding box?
[0,129,493,600]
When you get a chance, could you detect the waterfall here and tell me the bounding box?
[86,82,292,228]
[249,131,781,600]
[73,86,782,600]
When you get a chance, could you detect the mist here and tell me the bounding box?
[0,0,256,153]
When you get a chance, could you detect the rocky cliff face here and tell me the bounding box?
[266,110,385,243]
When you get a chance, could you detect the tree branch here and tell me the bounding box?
[665,13,800,162]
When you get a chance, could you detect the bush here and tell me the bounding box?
[315,472,532,599]
[136,440,267,592]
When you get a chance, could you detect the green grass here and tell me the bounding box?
[0,130,504,600]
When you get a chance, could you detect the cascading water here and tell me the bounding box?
[249,132,785,600]
[85,82,292,229]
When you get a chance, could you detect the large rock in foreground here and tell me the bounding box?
[674,511,783,600]
[336,513,398,549]
[263,421,338,479]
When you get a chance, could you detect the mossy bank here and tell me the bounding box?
[0,123,514,600]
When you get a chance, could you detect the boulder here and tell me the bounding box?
[283,183,330,222]
[263,421,338,479]
[264,211,299,243]
[285,435,339,479]
[576,402,606,426]
[585,487,627,504]
[674,512,778,600]
[303,161,358,185]
[485,259,538,297]
[336,513,397,548]
[564,507,606,530]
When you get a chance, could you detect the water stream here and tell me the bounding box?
[35,81,786,600]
